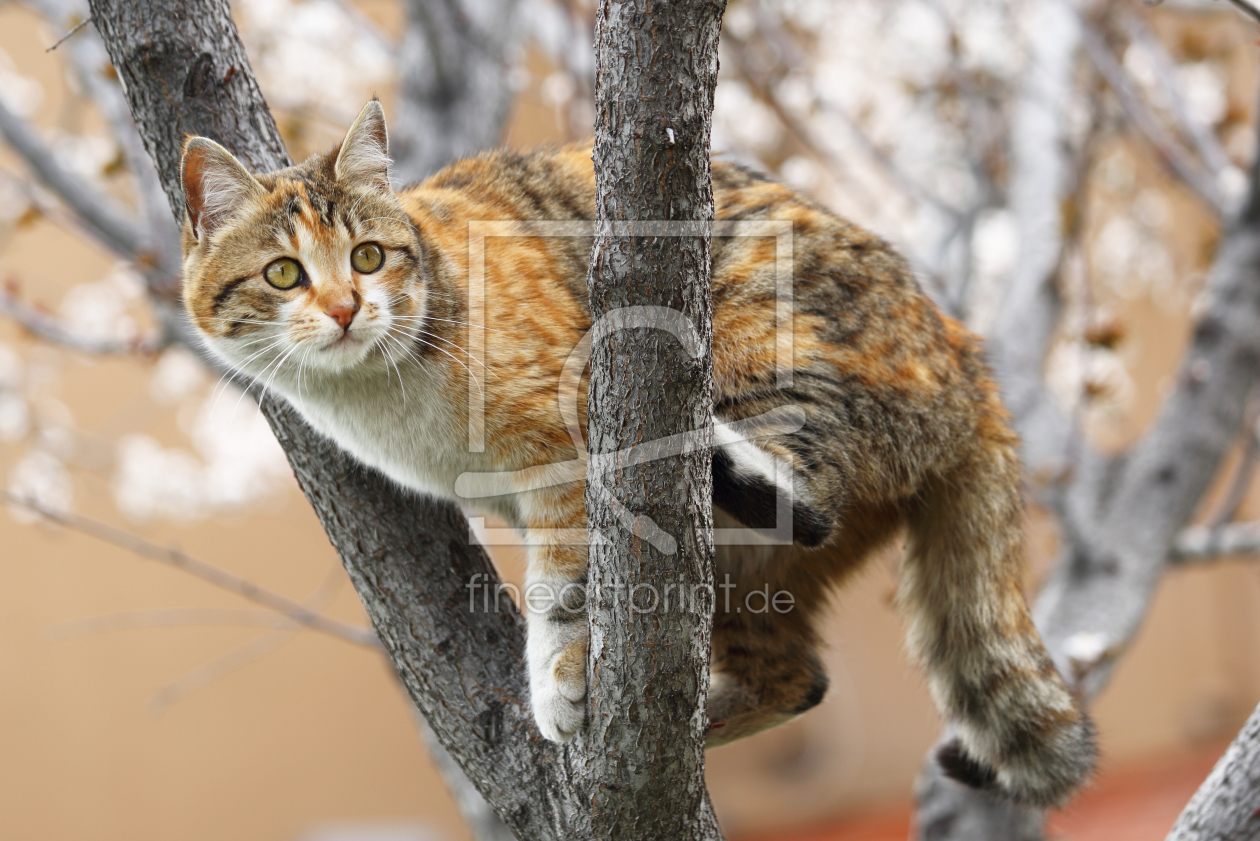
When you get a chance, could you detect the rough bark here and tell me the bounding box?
[1166,699,1260,841]
[87,2,583,838]
[579,0,726,839]
[391,0,523,183]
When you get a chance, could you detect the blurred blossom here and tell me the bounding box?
[8,450,71,523]
[113,389,290,522]
[779,155,821,191]
[0,393,29,441]
[0,342,23,390]
[1177,61,1228,128]
[712,82,781,155]
[0,176,31,228]
[968,209,1018,334]
[58,264,144,348]
[240,0,390,110]
[48,130,117,186]
[1046,341,1135,415]
[0,48,42,116]
[150,346,207,405]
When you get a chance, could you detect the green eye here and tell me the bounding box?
[351,242,384,273]
[264,257,303,289]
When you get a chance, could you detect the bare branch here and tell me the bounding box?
[0,490,381,648]
[1122,10,1236,182]
[149,565,350,713]
[1224,0,1260,25]
[45,14,91,51]
[30,0,183,291]
[1166,699,1260,840]
[0,282,167,355]
[45,607,306,639]
[0,95,146,258]
[1171,520,1260,562]
[1081,22,1228,215]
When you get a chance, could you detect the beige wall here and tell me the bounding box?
[1,4,1258,841]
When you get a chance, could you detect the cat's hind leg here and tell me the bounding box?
[706,614,830,747]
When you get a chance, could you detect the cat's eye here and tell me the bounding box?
[264,257,303,290]
[351,242,384,274]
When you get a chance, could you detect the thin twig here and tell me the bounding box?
[0,282,166,355]
[46,16,90,51]
[0,489,381,648]
[45,607,300,640]
[1203,397,1260,528]
[149,564,349,712]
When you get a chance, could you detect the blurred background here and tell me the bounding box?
[0,0,1258,839]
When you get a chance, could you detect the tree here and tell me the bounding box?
[5,0,1260,839]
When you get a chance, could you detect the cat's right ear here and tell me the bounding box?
[181,137,264,242]
[335,100,391,190]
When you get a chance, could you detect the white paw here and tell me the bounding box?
[528,636,587,742]
[530,667,586,742]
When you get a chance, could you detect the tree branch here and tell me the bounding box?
[1,490,379,648]
[0,281,166,354]
[0,93,147,258]
[918,4,1260,838]
[1165,699,1260,840]
[1170,520,1260,562]
[1081,21,1227,216]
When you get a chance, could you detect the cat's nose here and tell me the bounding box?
[326,299,360,331]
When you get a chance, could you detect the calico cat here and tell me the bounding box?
[179,100,1096,806]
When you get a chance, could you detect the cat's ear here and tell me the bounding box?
[335,99,391,189]
[181,137,264,242]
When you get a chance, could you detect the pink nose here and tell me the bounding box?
[326,300,359,330]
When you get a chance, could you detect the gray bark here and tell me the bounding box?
[391,0,523,183]
[1166,700,1260,841]
[580,0,726,839]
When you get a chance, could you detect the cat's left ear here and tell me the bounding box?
[335,99,391,189]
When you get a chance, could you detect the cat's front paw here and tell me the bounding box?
[529,637,587,742]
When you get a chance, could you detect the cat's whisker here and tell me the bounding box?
[384,339,408,409]
[209,335,288,414]
[385,326,484,395]
[394,324,491,374]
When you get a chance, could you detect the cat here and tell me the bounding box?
[179,100,1096,807]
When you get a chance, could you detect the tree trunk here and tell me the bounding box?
[579,0,726,839]
[1166,700,1260,841]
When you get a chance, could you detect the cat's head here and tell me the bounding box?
[180,100,424,378]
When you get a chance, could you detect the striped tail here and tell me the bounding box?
[900,425,1096,807]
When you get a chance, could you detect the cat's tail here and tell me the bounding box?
[899,412,1096,808]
